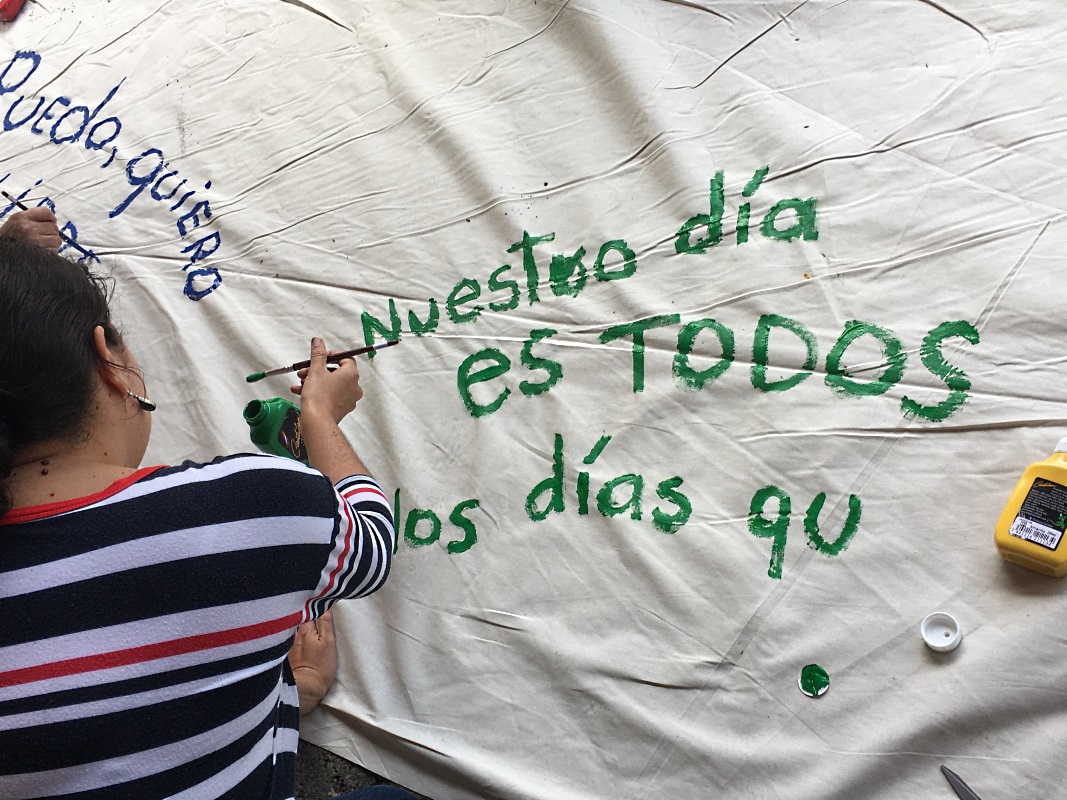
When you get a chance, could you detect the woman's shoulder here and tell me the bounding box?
[147,453,326,483]
[128,454,340,522]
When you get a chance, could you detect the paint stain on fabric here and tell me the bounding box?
[799,664,830,697]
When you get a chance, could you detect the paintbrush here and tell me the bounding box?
[1,190,97,261]
[246,340,399,383]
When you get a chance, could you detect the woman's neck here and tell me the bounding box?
[7,434,139,511]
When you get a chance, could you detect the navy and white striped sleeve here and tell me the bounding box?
[303,473,395,621]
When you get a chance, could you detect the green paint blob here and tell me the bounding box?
[594,239,637,281]
[799,664,830,697]
[824,320,906,397]
[520,328,563,397]
[748,485,791,580]
[751,314,818,393]
[675,171,725,254]
[674,318,735,390]
[900,320,980,422]
[600,314,681,393]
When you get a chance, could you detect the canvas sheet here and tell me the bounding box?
[2,1,1066,797]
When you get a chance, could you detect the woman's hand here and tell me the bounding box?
[0,208,61,252]
[290,337,364,423]
[288,608,337,716]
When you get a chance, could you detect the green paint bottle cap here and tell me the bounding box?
[798,664,830,697]
[921,611,962,652]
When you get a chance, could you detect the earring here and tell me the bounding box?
[127,390,156,412]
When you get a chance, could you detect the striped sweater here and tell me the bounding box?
[0,454,395,800]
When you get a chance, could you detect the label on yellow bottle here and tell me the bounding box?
[1009,478,1067,551]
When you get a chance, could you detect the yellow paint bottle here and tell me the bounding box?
[995,439,1067,576]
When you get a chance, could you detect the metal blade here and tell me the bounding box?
[941,765,982,800]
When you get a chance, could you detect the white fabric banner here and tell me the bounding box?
[2,2,1064,797]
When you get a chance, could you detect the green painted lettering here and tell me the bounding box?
[594,239,637,281]
[597,474,643,520]
[760,197,819,241]
[457,348,511,418]
[748,485,791,580]
[736,166,769,245]
[488,264,520,312]
[600,314,681,393]
[549,246,587,298]
[674,318,735,390]
[900,320,980,422]
[526,433,565,521]
[506,230,555,305]
[652,476,692,534]
[578,435,611,516]
[520,328,563,397]
[824,320,906,397]
[675,171,724,254]
[408,298,439,336]
[405,508,441,548]
[392,488,401,554]
[751,314,818,392]
[361,300,401,357]
[446,277,483,324]
[804,492,861,556]
[447,499,480,554]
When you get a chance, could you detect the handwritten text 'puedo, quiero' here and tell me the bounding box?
[0,50,223,300]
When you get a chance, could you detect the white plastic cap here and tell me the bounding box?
[1055,437,1067,453]
[921,612,962,652]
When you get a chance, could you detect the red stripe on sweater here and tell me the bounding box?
[309,495,358,611]
[0,612,303,688]
[340,484,388,506]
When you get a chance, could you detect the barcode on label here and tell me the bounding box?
[1009,517,1064,550]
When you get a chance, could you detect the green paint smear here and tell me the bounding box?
[799,664,830,697]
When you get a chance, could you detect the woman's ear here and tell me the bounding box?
[91,325,127,395]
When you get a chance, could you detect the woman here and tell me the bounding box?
[0,233,418,800]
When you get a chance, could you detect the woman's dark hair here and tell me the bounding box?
[0,236,121,515]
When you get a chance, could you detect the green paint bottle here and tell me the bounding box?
[243,397,308,462]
